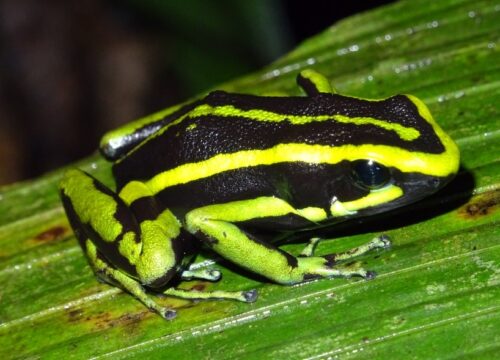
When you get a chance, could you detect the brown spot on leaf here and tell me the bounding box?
[34,225,68,243]
[459,189,499,219]
[90,310,148,331]
[65,308,86,323]
[190,283,207,292]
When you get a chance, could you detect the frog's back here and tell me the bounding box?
[112,89,450,219]
[113,90,442,187]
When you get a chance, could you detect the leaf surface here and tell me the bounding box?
[0,0,498,358]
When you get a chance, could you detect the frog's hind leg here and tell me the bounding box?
[60,169,255,319]
[60,169,181,319]
[83,238,178,319]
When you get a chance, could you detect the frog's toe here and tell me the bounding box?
[160,308,177,320]
[374,234,392,249]
[207,269,222,281]
[363,270,377,280]
[242,289,258,303]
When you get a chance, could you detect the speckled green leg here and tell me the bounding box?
[60,169,256,320]
[325,235,392,262]
[180,267,222,281]
[84,239,177,320]
[185,197,389,285]
[60,169,183,319]
[178,264,257,301]
[300,235,391,259]
[298,235,391,279]
[164,287,257,302]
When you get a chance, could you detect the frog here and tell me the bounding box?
[59,70,460,319]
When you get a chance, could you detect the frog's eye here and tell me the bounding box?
[351,160,390,190]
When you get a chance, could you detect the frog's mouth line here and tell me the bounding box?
[330,184,403,217]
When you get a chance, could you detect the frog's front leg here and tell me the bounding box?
[180,265,222,282]
[60,169,254,319]
[186,197,389,284]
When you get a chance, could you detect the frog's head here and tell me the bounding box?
[328,94,460,218]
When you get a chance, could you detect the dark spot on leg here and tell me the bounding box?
[323,254,337,267]
[195,231,219,246]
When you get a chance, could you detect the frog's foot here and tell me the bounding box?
[85,240,178,320]
[295,235,391,281]
[295,256,375,281]
[164,287,258,303]
[180,267,222,282]
[300,234,390,259]
[324,234,391,262]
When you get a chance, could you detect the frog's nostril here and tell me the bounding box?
[428,178,441,188]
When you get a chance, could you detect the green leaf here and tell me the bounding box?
[0,0,498,358]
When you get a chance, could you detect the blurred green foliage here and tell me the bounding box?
[121,0,292,94]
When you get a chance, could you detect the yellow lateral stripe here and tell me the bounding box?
[342,185,403,213]
[188,104,420,141]
[296,207,328,222]
[186,197,327,226]
[119,142,459,204]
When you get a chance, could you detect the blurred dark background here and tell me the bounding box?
[0,0,395,185]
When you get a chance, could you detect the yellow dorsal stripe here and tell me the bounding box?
[188,104,420,141]
[115,101,422,163]
[119,142,459,204]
